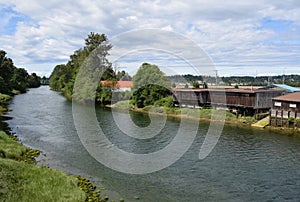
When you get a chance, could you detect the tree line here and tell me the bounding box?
[49,32,132,104]
[49,32,171,107]
[0,50,41,95]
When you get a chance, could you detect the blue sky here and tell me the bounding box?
[1,1,300,77]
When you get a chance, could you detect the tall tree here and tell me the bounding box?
[0,50,40,94]
[132,63,171,108]
[49,32,113,102]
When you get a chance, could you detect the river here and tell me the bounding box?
[5,86,300,201]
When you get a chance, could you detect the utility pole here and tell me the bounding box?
[213,70,218,86]
[282,68,285,84]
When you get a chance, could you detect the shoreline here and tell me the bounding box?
[108,103,300,135]
[0,94,106,202]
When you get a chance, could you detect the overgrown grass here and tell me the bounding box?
[0,130,109,202]
[0,158,86,202]
[0,131,27,159]
[0,131,85,201]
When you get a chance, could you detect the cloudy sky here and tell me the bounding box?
[1,0,300,77]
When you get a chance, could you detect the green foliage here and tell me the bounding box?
[242,116,257,124]
[27,73,41,88]
[117,70,132,81]
[0,93,11,103]
[0,131,27,159]
[132,63,170,91]
[288,117,295,122]
[132,84,171,108]
[96,81,116,104]
[0,50,40,94]
[11,68,29,93]
[49,32,128,104]
[132,63,171,108]
[0,158,86,202]
[0,130,107,201]
[192,81,200,88]
[154,96,174,108]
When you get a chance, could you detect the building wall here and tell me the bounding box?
[272,100,300,112]
[255,91,283,109]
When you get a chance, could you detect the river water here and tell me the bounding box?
[5,86,300,201]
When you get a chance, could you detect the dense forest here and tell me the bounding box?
[0,50,41,95]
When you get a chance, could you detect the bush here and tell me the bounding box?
[0,93,11,103]
[242,116,256,124]
[154,96,173,108]
[288,117,295,122]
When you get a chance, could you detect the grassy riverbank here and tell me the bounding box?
[112,100,300,136]
[112,100,257,125]
[0,131,86,201]
[0,95,108,202]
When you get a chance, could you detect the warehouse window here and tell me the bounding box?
[274,102,282,107]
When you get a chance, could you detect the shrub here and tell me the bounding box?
[288,117,295,122]
[154,96,173,108]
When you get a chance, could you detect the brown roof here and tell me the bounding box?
[273,92,300,102]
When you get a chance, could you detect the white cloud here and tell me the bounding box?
[0,0,300,76]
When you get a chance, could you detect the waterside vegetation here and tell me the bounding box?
[0,123,110,201]
[0,51,110,201]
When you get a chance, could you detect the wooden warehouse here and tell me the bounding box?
[172,88,284,115]
[272,92,300,112]
[270,92,300,127]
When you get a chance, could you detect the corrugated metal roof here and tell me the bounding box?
[272,84,300,92]
[273,92,300,102]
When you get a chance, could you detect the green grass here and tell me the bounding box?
[0,131,86,201]
[0,131,27,159]
[0,158,86,202]
[0,130,109,202]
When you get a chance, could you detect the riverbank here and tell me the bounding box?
[0,95,106,202]
[110,100,300,135]
[110,100,256,125]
